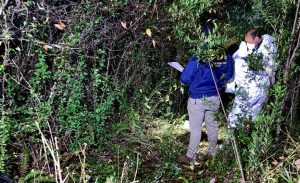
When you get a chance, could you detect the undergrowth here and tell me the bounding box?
[0,0,299,182]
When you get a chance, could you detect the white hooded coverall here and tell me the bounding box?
[227,41,270,127]
[252,34,278,85]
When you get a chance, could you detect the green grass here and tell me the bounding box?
[87,113,242,182]
[84,112,300,183]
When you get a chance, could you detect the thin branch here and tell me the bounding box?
[133,153,140,183]
[284,0,300,81]
[208,62,246,183]
[290,31,300,62]
[0,37,81,50]
[292,0,300,36]
[0,0,9,15]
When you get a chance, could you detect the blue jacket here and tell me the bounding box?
[180,54,234,99]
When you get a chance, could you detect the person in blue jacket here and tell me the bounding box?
[178,47,234,164]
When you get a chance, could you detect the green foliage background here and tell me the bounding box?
[0,0,299,182]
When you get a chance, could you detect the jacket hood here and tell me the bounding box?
[233,41,248,59]
[262,34,275,44]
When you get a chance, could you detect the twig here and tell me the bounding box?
[0,37,81,50]
[265,144,300,178]
[78,143,88,183]
[281,127,297,145]
[7,75,30,90]
[208,62,246,183]
[133,153,140,182]
[118,147,120,181]
[292,0,300,36]
[289,32,300,62]
[0,0,9,15]
[284,0,300,81]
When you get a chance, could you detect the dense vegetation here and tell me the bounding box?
[0,0,300,182]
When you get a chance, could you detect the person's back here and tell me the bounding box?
[178,52,234,164]
[180,53,234,98]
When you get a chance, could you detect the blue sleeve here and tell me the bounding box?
[180,55,202,85]
[225,54,234,81]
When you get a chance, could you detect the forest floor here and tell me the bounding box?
[79,105,300,183]
[94,114,241,183]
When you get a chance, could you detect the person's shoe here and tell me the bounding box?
[177,155,193,164]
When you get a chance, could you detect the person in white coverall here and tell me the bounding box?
[227,41,270,127]
[226,29,277,127]
[245,28,278,85]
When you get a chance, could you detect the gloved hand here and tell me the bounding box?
[225,81,236,94]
